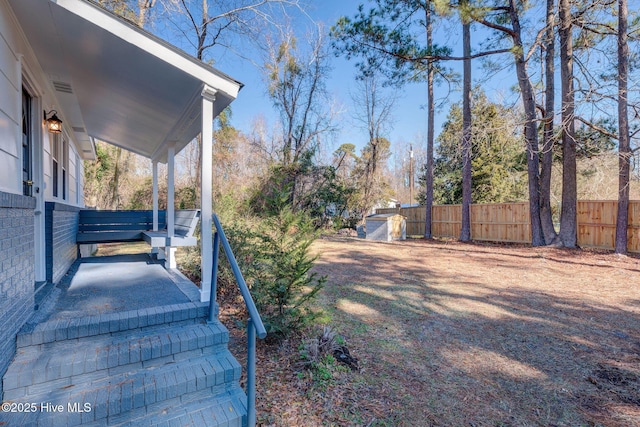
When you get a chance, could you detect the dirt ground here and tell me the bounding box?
[222,236,640,427]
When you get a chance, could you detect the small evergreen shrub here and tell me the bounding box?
[210,188,326,338]
[249,204,326,336]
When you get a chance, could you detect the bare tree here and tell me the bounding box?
[156,0,305,197]
[615,0,630,254]
[265,28,336,207]
[558,0,578,248]
[540,0,559,245]
[267,31,327,164]
[94,0,156,209]
[160,0,303,59]
[352,72,396,220]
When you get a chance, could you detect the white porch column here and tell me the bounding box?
[166,143,176,268]
[200,86,216,302]
[152,160,159,231]
[151,160,159,256]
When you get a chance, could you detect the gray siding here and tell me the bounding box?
[45,202,79,284]
[0,192,36,397]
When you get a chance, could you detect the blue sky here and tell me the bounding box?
[158,1,522,157]
[218,0,447,154]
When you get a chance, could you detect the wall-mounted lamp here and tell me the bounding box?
[44,110,63,134]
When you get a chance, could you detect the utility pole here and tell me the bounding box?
[409,145,414,205]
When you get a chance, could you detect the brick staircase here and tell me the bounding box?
[0,302,247,426]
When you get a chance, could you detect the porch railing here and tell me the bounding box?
[208,214,267,427]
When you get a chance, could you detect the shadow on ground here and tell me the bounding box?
[311,236,640,426]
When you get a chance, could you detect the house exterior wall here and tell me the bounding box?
[45,202,79,284]
[1,0,86,204]
[0,192,35,397]
[0,0,86,396]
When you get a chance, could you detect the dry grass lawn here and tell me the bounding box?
[233,236,640,426]
[92,237,640,426]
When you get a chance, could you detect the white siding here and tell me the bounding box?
[68,144,77,204]
[1,0,89,204]
[0,3,20,193]
[0,69,19,129]
[0,22,18,84]
[0,150,19,192]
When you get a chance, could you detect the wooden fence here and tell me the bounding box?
[577,200,640,252]
[376,200,640,252]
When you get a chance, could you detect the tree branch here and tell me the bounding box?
[349,38,511,62]
[526,25,549,62]
[575,116,618,140]
[475,18,517,39]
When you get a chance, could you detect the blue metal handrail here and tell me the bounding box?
[209,214,267,427]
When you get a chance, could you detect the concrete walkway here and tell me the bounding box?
[43,253,201,321]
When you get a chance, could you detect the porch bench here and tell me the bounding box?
[142,209,200,248]
[77,209,199,246]
[77,210,167,244]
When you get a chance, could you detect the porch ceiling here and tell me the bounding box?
[8,0,243,162]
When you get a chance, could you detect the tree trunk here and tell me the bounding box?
[111,147,123,210]
[360,147,377,222]
[615,0,630,254]
[424,4,435,239]
[460,18,472,242]
[508,0,544,246]
[558,0,577,248]
[540,0,558,245]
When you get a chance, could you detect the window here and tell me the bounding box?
[51,134,69,201]
[22,88,32,196]
[52,134,59,198]
[62,139,68,200]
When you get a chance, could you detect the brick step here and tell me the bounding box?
[16,302,209,348]
[112,386,247,427]
[3,322,230,399]
[5,351,242,426]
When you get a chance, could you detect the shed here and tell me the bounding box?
[365,214,406,241]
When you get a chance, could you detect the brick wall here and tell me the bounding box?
[0,192,36,397]
[45,203,80,284]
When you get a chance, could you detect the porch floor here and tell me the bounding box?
[39,253,202,323]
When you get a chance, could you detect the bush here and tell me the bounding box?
[178,184,325,338]
[223,191,324,336]
[248,204,326,336]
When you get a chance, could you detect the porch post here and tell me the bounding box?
[152,160,159,231]
[200,86,216,302]
[151,160,159,256]
[166,143,176,269]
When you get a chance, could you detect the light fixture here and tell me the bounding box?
[44,110,63,134]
